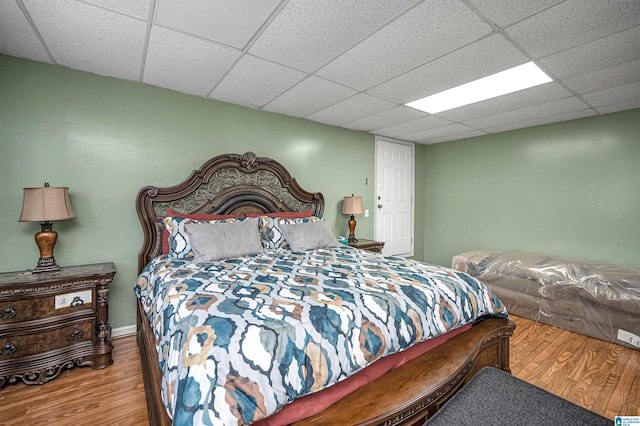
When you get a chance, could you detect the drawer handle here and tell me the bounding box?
[70,328,84,341]
[1,306,17,320]
[70,296,84,307]
[1,341,17,356]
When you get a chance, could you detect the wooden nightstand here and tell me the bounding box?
[348,238,385,254]
[0,262,115,388]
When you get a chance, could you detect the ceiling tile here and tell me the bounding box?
[144,26,241,97]
[596,99,640,114]
[468,0,563,27]
[210,55,306,108]
[83,0,151,19]
[415,129,487,145]
[563,59,640,95]
[463,97,591,129]
[485,109,596,134]
[506,0,640,58]
[23,0,147,80]
[0,1,50,63]
[249,0,420,72]
[368,34,528,104]
[403,123,479,143]
[435,82,572,122]
[375,115,453,138]
[343,106,426,132]
[155,0,281,49]
[306,93,396,126]
[3,1,640,144]
[582,81,640,108]
[540,25,640,79]
[317,0,493,90]
[262,76,357,118]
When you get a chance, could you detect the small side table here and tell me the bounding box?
[0,262,115,388]
[348,238,385,254]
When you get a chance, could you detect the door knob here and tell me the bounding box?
[377,204,383,209]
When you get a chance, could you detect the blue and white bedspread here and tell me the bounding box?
[135,246,507,425]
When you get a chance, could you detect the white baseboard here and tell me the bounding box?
[112,324,136,338]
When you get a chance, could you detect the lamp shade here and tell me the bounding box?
[342,195,364,215]
[19,185,76,222]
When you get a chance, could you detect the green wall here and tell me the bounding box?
[3,53,638,330]
[421,108,640,268]
[0,54,377,330]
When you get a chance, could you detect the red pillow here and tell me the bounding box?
[245,210,313,219]
[161,209,243,255]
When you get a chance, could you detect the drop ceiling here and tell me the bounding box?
[1,0,639,144]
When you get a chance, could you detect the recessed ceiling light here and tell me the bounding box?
[406,61,552,114]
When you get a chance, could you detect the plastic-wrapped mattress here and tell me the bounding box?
[452,249,640,350]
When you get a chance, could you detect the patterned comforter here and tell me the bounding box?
[135,246,507,425]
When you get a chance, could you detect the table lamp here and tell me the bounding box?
[19,183,76,273]
[342,195,364,243]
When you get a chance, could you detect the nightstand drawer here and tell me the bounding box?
[0,289,94,325]
[0,320,94,360]
[0,262,115,387]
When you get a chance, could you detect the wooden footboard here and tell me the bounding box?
[136,300,514,425]
[294,317,514,426]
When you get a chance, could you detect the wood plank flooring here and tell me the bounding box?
[0,336,148,426]
[0,315,637,425]
[509,315,640,419]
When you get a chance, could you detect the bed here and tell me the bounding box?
[134,151,515,425]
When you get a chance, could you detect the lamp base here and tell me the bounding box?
[347,215,358,243]
[33,256,60,273]
[32,222,60,273]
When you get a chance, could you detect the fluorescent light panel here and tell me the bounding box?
[406,61,552,114]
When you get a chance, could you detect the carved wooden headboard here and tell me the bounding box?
[135,152,325,273]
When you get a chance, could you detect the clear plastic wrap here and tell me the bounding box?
[452,249,640,350]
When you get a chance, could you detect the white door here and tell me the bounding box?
[375,138,414,256]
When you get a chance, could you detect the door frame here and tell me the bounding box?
[374,136,415,257]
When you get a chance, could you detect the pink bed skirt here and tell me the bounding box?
[255,323,473,425]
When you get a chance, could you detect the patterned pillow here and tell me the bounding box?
[163,216,249,259]
[161,209,242,254]
[257,216,321,250]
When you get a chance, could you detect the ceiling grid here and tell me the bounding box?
[1,0,638,144]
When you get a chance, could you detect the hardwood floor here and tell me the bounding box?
[509,315,640,419]
[0,315,637,425]
[0,336,148,426]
